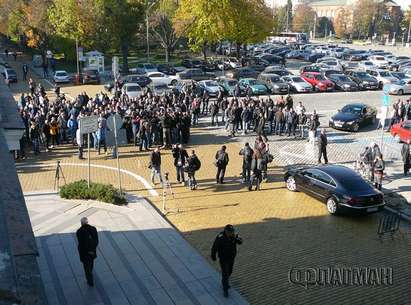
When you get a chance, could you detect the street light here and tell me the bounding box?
[146,1,157,61]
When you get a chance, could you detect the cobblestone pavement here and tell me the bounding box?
[9,51,411,305]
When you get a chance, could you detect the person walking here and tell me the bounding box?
[318,128,328,164]
[211,225,243,298]
[150,146,163,186]
[22,63,28,81]
[186,150,201,190]
[401,140,411,176]
[76,217,99,287]
[215,145,229,184]
[249,150,263,191]
[172,144,188,184]
[239,143,253,184]
[308,111,320,144]
[373,155,385,191]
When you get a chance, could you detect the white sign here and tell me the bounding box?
[107,113,123,132]
[379,105,389,128]
[79,115,99,134]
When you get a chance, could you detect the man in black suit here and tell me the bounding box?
[76,217,99,286]
[318,128,328,164]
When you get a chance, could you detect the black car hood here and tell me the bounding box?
[360,77,377,83]
[332,112,360,121]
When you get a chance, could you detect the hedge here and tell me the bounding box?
[60,180,127,205]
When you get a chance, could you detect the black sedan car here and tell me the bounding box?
[329,103,377,132]
[284,165,384,215]
[326,74,359,91]
[345,71,379,90]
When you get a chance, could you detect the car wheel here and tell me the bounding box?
[398,89,404,95]
[171,79,177,86]
[378,82,383,89]
[326,197,339,215]
[352,123,360,132]
[286,176,297,192]
[394,134,401,143]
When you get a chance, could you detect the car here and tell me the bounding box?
[299,65,321,74]
[329,103,377,132]
[340,60,359,71]
[256,53,284,65]
[172,80,203,96]
[300,72,335,92]
[391,120,411,143]
[391,72,411,82]
[304,52,325,63]
[198,80,221,97]
[136,63,158,73]
[317,60,343,71]
[225,57,241,69]
[146,71,178,86]
[258,73,289,94]
[345,71,379,90]
[343,50,368,61]
[2,67,17,83]
[122,83,142,98]
[263,66,292,76]
[369,55,389,69]
[284,164,384,215]
[77,68,100,84]
[53,70,70,83]
[326,74,359,91]
[282,76,313,93]
[225,67,259,80]
[285,50,304,59]
[216,77,246,96]
[157,64,177,75]
[238,78,270,95]
[366,69,398,88]
[176,68,215,81]
[149,83,173,95]
[181,58,204,69]
[385,80,411,95]
[357,61,377,71]
[124,74,152,87]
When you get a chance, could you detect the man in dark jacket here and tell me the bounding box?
[239,143,253,183]
[318,128,328,164]
[211,224,243,298]
[150,146,163,185]
[402,140,411,176]
[215,145,229,184]
[76,217,99,286]
[172,144,189,184]
[187,150,201,190]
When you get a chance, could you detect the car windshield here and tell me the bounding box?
[379,71,391,77]
[314,75,326,80]
[356,72,368,77]
[393,73,406,78]
[248,80,258,85]
[56,72,67,76]
[205,81,218,87]
[292,77,304,83]
[145,64,156,69]
[227,80,238,86]
[342,105,363,114]
[363,62,373,65]
[333,75,349,81]
[270,76,280,82]
[127,86,141,91]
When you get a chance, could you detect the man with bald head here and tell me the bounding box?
[76,217,99,286]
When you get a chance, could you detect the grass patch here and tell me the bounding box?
[60,180,127,205]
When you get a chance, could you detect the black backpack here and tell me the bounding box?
[194,157,201,171]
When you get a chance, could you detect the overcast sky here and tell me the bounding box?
[267,0,411,9]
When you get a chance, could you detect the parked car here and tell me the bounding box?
[345,71,379,90]
[198,80,221,97]
[225,57,241,69]
[256,54,284,65]
[284,165,384,215]
[357,61,377,71]
[391,120,411,142]
[225,67,259,80]
[326,74,359,91]
[176,68,215,81]
[329,103,377,132]
[146,71,178,86]
[300,72,335,92]
[122,83,142,98]
[258,73,289,94]
[369,55,389,69]
[216,77,246,96]
[282,76,313,93]
[157,64,177,75]
[136,63,158,73]
[238,78,270,95]
[366,69,398,88]
[2,67,17,83]
[124,74,152,87]
[77,68,100,84]
[263,66,292,76]
[391,71,411,83]
[53,70,71,83]
[317,60,343,71]
[299,65,321,74]
[181,58,204,69]
[385,80,411,95]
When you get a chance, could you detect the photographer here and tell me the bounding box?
[186,150,201,190]
[172,144,189,184]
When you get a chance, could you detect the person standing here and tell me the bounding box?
[150,146,163,186]
[309,111,320,144]
[172,144,188,184]
[76,128,85,160]
[215,145,229,184]
[186,150,201,190]
[373,155,385,191]
[22,63,29,81]
[318,128,328,164]
[401,140,411,176]
[249,150,263,191]
[76,217,99,287]
[239,143,253,184]
[211,225,243,298]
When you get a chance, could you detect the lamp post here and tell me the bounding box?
[407,19,411,47]
[146,1,157,60]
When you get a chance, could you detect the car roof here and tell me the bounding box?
[55,70,67,73]
[344,103,367,108]
[124,82,141,87]
[313,165,358,181]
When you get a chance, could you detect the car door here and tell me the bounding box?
[401,123,411,142]
[309,170,335,200]
[405,80,411,94]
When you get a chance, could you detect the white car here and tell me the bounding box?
[317,60,343,71]
[282,76,313,93]
[366,69,398,88]
[53,70,70,83]
[225,57,240,69]
[122,83,142,98]
[386,80,411,95]
[369,55,389,69]
[358,61,377,72]
[146,71,178,86]
[136,63,158,73]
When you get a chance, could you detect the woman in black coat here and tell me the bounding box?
[401,141,411,176]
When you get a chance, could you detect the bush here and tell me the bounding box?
[60,180,127,205]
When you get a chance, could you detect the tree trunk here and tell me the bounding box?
[165,46,169,63]
[236,43,241,59]
[202,43,207,61]
[121,41,129,74]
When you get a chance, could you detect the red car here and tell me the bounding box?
[390,120,411,143]
[300,72,335,92]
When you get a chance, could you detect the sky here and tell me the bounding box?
[266,0,411,9]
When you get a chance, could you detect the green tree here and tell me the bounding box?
[292,4,316,34]
[272,5,288,35]
[285,0,293,32]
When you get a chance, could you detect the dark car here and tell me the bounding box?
[284,165,384,215]
[216,77,246,96]
[225,67,259,80]
[299,65,321,74]
[77,68,100,84]
[124,74,152,87]
[258,73,289,94]
[263,66,292,77]
[304,52,325,63]
[326,74,359,91]
[3,68,17,83]
[343,50,368,61]
[345,71,379,90]
[157,64,177,75]
[329,103,377,132]
[285,50,304,59]
[181,59,205,69]
[176,68,215,81]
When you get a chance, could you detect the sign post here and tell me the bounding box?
[107,113,123,194]
[79,115,99,188]
[381,85,391,153]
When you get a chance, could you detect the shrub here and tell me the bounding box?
[60,180,127,205]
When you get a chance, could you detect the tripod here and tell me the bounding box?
[162,172,178,214]
[54,160,66,190]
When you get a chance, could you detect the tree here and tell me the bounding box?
[272,5,288,35]
[352,0,390,39]
[317,17,333,38]
[334,8,352,38]
[402,6,411,42]
[285,0,293,32]
[292,4,316,34]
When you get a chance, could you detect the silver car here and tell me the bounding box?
[282,76,313,93]
[122,83,142,98]
[386,80,411,95]
[366,69,398,89]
